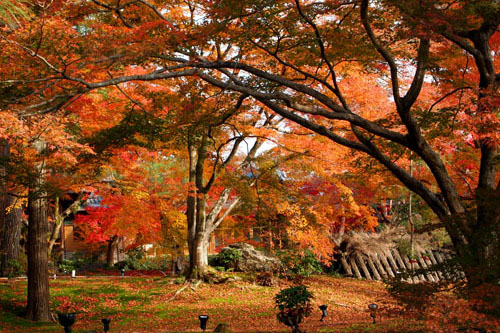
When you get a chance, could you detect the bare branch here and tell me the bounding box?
[294,0,349,109]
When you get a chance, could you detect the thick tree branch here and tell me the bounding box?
[360,0,401,109]
[402,39,430,110]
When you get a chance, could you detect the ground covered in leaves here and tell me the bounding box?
[0,274,462,332]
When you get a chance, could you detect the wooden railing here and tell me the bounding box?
[339,249,463,282]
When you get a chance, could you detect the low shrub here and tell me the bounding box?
[4,259,24,278]
[174,275,186,284]
[119,248,171,271]
[57,255,93,273]
[256,271,275,286]
[208,254,219,267]
[275,284,314,331]
[275,284,314,311]
[210,248,242,270]
[276,249,323,277]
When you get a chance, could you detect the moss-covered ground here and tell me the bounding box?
[0,275,426,332]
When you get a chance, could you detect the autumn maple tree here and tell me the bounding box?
[39,0,494,286]
[231,132,380,263]
[73,147,187,266]
[0,113,95,321]
[1,0,499,321]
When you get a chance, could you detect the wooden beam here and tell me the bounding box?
[416,252,435,282]
[386,250,400,274]
[402,254,423,282]
[380,253,395,278]
[373,254,388,279]
[366,256,382,280]
[340,254,353,277]
[391,249,412,283]
[348,256,363,279]
[428,251,444,280]
[355,253,372,280]
[434,251,449,279]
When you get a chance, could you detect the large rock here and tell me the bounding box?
[224,243,282,273]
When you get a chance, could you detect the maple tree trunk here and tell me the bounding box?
[187,231,209,279]
[186,133,202,280]
[0,141,22,277]
[186,191,240,281]
[0,194,21,277]
[106,236,118,267]
[186,194,209,280]
[26,177,50,321]
[185,186,239,280]
[462,194,500,285]
[47,197,62,258]
[439,24,500,285]
[47,222,61,259]
[184,131,242,280]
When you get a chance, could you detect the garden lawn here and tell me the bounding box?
[0,275,425,332]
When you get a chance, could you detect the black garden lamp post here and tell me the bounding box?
[57,313,76,333]
[368,303,378,324]
[319,304,328,322]
[120,268,125,277]
[198,315,209,332]
[102,318,111,332]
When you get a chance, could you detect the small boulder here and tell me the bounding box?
[224,243,282,273]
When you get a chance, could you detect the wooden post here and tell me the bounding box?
[340,254,353,277]
[402,254,422,282]
[391,250,406,271]
[392,249,412,283]
[428,250,438,265]
[386,250,400,274]
[380,254,395,278]
[366,256,382,280]
[373,254,388,279]
[348,256,362,279]
[434,251,449,279]
[416,252,434,282]
[425,252,441,281]
[427,251,444,280]
[355,253,372,280]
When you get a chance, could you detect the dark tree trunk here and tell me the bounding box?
[26,140,50,322]
[0,194,21,277]
[26,186,50,321]
[0,141,22,277]
[106,236,118,267]
[185,131,212,280]
[454,24,500,286]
